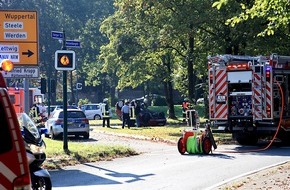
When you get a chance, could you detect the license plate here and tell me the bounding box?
[216,95,226,103]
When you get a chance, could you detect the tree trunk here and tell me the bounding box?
[188,28,196,104]
[163,53,176,119]
[164,81,176,119]
[110,86,115,107]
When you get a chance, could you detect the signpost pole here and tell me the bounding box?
[62,30,68,151]
[24,79,30,114]
[47,79,51,116]
[52,29,78,152]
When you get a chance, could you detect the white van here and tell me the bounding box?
[81,103,103,120]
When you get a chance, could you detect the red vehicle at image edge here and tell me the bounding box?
[0,59,31,189]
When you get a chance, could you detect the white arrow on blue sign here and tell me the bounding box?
[66,40,81,48]
[51,31,64,39]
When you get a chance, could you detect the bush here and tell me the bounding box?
[78,98,90,107]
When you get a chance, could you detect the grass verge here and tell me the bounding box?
[43,138,138,170]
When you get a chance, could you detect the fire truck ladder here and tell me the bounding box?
[252,65,263,120]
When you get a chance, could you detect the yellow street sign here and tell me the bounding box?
[0,10,38,66]
[0,43,38,66]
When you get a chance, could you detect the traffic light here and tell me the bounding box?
[55,50,75,71]
[40,78,46,94]
[50,79,56,93]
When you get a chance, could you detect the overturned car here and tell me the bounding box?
[115,100,167,127]
[138,108,167,126]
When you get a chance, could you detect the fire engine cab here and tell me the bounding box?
[208,53,290,145]
[8,87,44,113]
[0,59,31,189]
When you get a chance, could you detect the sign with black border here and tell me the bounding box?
[55,50,75,71]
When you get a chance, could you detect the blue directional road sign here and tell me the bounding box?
[51,31,64,39]
[66,40,81,48]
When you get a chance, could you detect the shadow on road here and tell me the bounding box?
[50,163,155,188]
[214,143,290,157]
[84,163,154,183]
[50,169,121,187]
[180,153,235,159]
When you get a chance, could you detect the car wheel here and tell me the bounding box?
[142,113,150,126]
[50,128,56,140]
[44,133,49,138]
[94,115,101,120]
[32,176,52,189]
[44,126,49,138]
[83,133,89,139]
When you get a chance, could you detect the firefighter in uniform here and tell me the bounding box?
[102,98,111,127]
[29,103,42,124]
[182,98,190,122]
[30,103,39,116]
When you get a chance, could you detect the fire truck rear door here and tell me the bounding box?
[209,67,228,120]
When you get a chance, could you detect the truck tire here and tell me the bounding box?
[234,132,258,145]
[277,132,290,146]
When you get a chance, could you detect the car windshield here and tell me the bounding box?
[17,113,40,139]
[56,105,79,109]
[46,106,56,113]
[58,111,85,118]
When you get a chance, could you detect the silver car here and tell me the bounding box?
[45,109,90,139]
[81,103,103,120]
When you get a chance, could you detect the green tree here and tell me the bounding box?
[77,0,115,102]
[213,0,290,36]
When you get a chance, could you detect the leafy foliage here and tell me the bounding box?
[213,0,290,36]
[1,0,290,113]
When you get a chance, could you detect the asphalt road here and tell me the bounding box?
[49,131,290,190]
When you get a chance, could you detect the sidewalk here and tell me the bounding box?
[216,161,290,189]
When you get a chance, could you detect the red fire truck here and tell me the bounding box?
[208,53,290,145]
[8,87,44,113]
[0,59,31,189]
